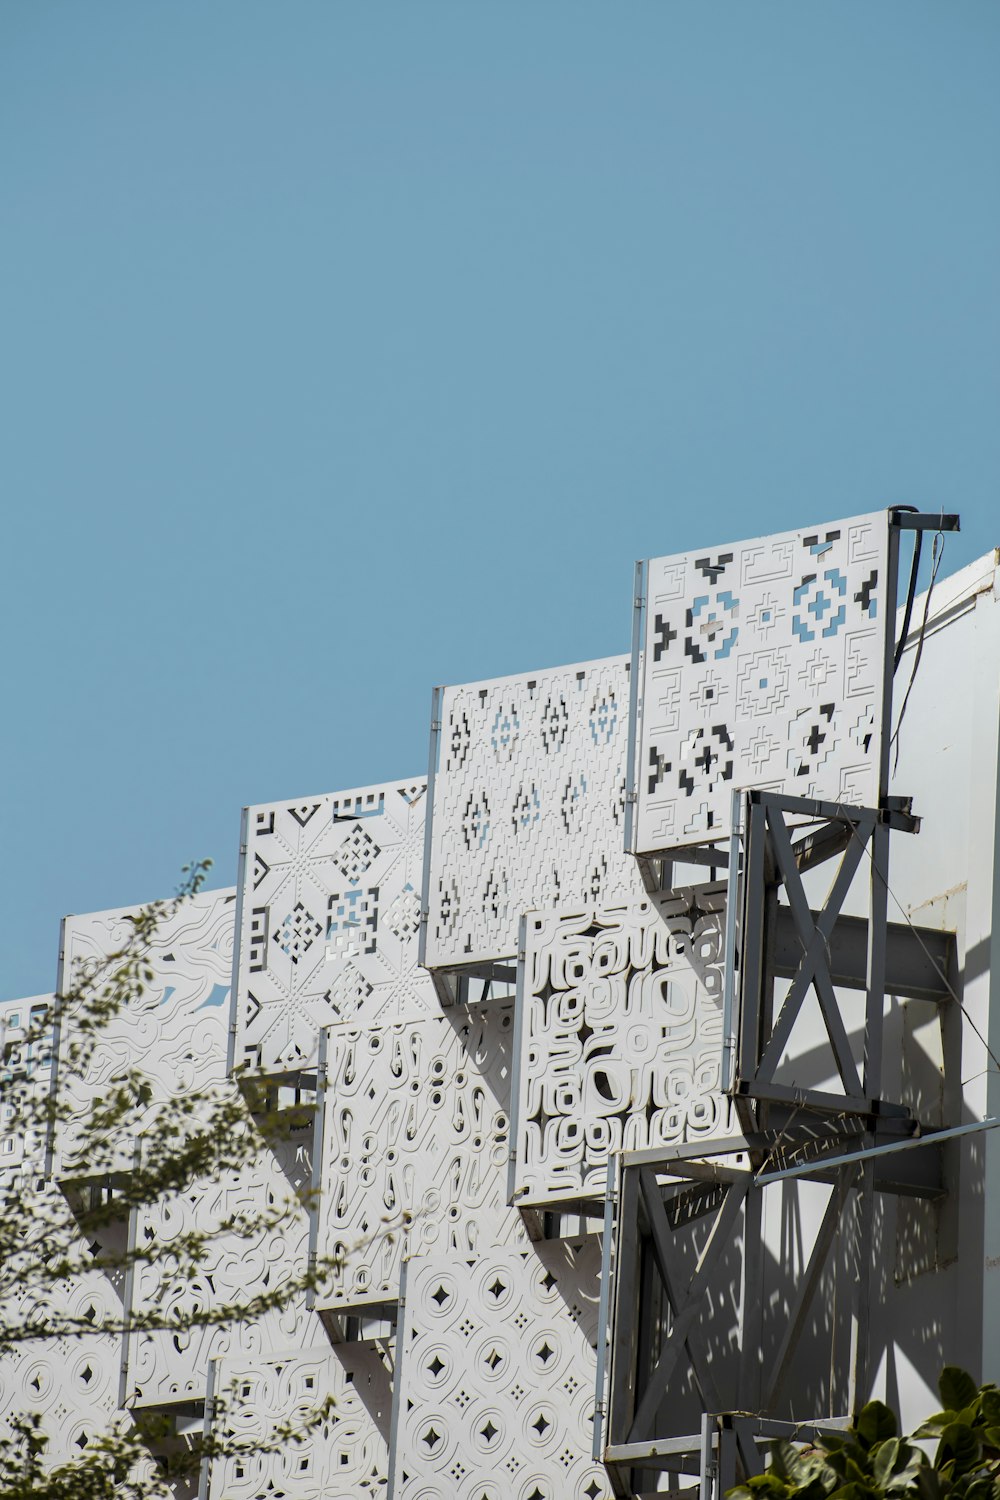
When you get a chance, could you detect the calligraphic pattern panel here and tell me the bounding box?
[204,1343,391,1499]
[513,885,734,1209]
[233,781,434,1077]
[391,1238,613,1500]
[55,891,235,1177]
[125,1132,322,1407]
[316,1007,526,1312]
[636,511,890,852]
[424,656,645,970]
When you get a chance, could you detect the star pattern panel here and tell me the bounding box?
[0,1130,126,1473]
[232,781,435,1078]
[203,1342,391,1499]
[423,656,645,973]
[634,511,892,852]
[53,890,235,1179]
[314,1006,527,1315]
[512,884,735,1210]
[390,1237,613,1500]
[123,1130,322,1408]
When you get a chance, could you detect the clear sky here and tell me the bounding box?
[2,2,998,1000]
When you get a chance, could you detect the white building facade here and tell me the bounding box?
[1,507,997,1500]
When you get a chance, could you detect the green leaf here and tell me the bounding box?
[858,1403,899,1451]
[936,1422,982,1477]
[873,1438,901,1485]
[979,1389,1000,1426]
[941,1370,981,1416]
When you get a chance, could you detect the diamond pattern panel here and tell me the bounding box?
[233,781,435,1077]
[635,511,891,851]
[512,884,735,1209]
[315,1006,526,1313]
[424,656,645,971]
[390,1238,613,1500]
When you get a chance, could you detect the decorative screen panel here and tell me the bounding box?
[390,1238,612,1500]
[315,1007,526,1313]
[512,884,734,1210]
[54,890,235,1178]
[124,1132,322,1407]
[634,511,891,852]
[233,781,434,1077]
[0,994,54,1183]
[423,656,645,971]
[204,1342,391,1499]
[0,1176,124,1468]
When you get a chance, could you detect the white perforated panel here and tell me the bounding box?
[423,656,645,972]
[54,890,236,1178]
[0,994,53,1184]
[512,885,734,1210]
[390,1238,613,1500]
[233,782,434,1077]
[124,1131,321,1408]
[635,511,891,852]
[0,1171,125,1468]
[315,1007,526,1313]
[203,1343,391,1499]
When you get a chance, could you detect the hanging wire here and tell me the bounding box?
[890,525,946,775]
[893,509,923,674]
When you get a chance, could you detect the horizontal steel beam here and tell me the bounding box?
[771,906,954,1003]
[755,1116,1000,1186]
[892,510,961,532]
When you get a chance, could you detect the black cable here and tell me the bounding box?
[893,507,922,673]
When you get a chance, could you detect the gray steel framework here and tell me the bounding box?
[601,779,963,1498]
[600,1124,974,1496]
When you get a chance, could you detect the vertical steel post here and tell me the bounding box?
[624,559,647,856]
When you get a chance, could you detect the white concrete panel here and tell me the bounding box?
[423,656,645,971]
[315,1006,526,1313]
[233,782,435,1077]
[635,510,891,852]
[124,1131,321,1408]
[54,890,235,1178]
[203,1342,391,1499]
[390,1237,612,1500]
[512,885,734,1209]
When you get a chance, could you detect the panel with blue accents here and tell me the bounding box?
[422,656,646,972]
[634,510,890,853]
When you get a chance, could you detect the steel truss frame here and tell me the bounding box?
[722,788,940,1126]
[601,783,963,1498]
[600,1127,952,1496]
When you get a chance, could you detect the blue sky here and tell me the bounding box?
[2,2,998,999]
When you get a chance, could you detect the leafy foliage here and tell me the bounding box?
[0,863,342,1498]
[728,1370,1000,1500]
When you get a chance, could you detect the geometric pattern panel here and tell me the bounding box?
[124,1132,322,1408]
[204,1342,391,1499]
[423,656,644,971]
[0,993,54,1184]
[315,1007,527,1313]
[54,890,235,1178]
[512,884,735,1210]
[232,781,435,1077]
[390,1237,613,1500]
[635,510,891,852]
